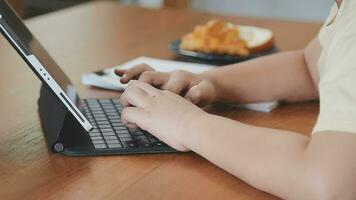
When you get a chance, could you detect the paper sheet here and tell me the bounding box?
[82,56,279,112]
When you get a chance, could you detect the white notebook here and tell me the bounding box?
[82,57,279,112]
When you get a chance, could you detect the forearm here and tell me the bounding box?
[183,113,313,200]
[202,50,318,103]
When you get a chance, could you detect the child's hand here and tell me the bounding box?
[115,64,217,106]
[115,64,155,84]
[120,80,206,151]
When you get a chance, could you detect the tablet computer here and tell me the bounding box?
[0,1,93,131]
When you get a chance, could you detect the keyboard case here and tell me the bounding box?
[38,84,177,156]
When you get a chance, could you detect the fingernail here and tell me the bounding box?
[126,123,137,129]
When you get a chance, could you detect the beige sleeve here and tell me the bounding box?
[313,15,356,134]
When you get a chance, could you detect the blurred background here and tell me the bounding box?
[8,0,334,22]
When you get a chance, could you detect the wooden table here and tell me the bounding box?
[0,2,321,199]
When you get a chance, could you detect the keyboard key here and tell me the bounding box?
[89,132,101,137]
[87,100,99,104]
[87,99,99,102]
[113,103,122,107]
[100,128,114,132]
[92,140,105,144]
[92,111,105,115]
[102,105,113,108]
[112,122,124,127]
[91,129,100,133]
[102,131,116,136]
[120,137,134,142]
[89,107,102,111]
[107,113,119,116]
[102,105,114,109]
[100,101,112,105]
[91,107,103,111]
[104,109,116,113]
[88,105,101,108]
[115,129,130,135]
[108,116,120,120]
[90,136,103,140]
[108,143,123,148]
[94,114,106,118]
[97,121,110,125]
[105,110,118,114]
[104,135,117,140]
[98,99,111,102]
[92,109,104,113]
[101,101,114,105]
[105,139,120,144]
[104,108,116,112]
[94,144,107,149]
[113,126,126,130]
[95,117,108,121]
[117,133,131,138]
[98,124,112,129]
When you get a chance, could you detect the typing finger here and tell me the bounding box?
[129,80,162,98]
[114,69,126,77]
[162,72,190,94]
[138,71,169,88]
[115,64,154,84]
[184,81,213,106]
[120,84,154,108]
[121,107,149,130]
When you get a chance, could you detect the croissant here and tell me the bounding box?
[180,19,250,56]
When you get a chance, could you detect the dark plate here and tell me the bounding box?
[170,39,279,65]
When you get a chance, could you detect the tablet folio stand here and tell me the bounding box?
[38,84,92,156]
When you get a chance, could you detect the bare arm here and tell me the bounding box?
[203,38,321,103]
[184,114,356,200]
[117,38,321,106]
[120,79,356,200]
[119,37,356,199]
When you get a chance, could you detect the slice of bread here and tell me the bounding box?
[236,25,274,54]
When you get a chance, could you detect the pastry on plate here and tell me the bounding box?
[180,19,274,56]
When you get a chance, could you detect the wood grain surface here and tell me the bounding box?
[0,2,321,199]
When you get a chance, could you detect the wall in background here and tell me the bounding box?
[134,0,335,22]
[123,0,163,8]
[191,0,334,22]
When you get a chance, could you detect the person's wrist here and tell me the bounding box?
[176,110,211,150]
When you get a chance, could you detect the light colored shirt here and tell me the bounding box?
[313,0,356,134]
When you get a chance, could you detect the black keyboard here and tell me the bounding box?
[82,99,165,150]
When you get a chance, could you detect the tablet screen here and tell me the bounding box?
[0,1,92,131]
